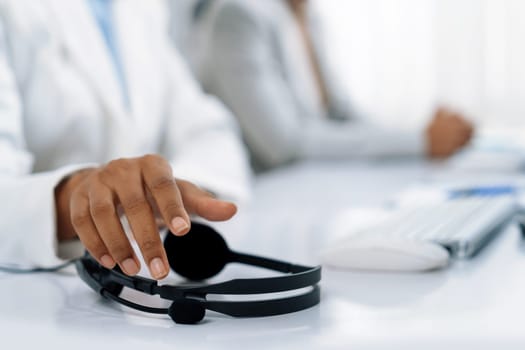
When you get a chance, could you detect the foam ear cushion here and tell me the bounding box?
[164,222,231,280]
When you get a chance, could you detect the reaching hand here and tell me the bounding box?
[55,154,237,280]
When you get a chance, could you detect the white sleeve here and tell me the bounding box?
[0,20,90,267]
[207,3,426,168]
[299,119,426,159]
[0,166,93,267]
[156,10,252,202]
[163,55,252,202]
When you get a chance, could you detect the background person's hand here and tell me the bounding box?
[54,154,237,280]
[426,107,475,158]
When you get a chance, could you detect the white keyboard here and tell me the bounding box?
[348,196,517,258]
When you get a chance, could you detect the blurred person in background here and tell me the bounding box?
[0,0,251,280]
[187,0,475,171]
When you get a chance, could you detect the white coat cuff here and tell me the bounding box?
[0,163,96,268]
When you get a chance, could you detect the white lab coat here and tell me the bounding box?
[0,0,251,268]
[190,0,426,170]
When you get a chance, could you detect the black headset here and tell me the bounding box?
[75,222,321,324]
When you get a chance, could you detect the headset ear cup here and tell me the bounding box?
[168,299,206,324]
[164,222,231,280]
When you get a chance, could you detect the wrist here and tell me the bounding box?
[55,168,95,242]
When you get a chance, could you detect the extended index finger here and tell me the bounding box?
[141,155,191,236]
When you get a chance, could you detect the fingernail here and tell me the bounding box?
[150,257,167,279]
[100,254,115,269]
[121,258,139,275]
[171,217,189,235]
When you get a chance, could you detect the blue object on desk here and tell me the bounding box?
[449,185,517,199]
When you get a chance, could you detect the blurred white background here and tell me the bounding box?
[317,0,525,130]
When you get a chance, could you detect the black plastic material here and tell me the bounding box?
[75,222,322,325]
[164,223,230,280]
[205,285,321,317]
[168,298,206,324]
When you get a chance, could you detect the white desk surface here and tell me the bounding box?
[2,160,525,350]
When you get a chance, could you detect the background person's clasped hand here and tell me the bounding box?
[426,107,475,158]
[55,154,237,280]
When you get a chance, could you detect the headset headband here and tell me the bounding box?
[76,223,321,324]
